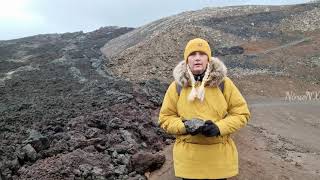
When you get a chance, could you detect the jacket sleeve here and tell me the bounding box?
[158,82,187,135]
[215,77,251,136]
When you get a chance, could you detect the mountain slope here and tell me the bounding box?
[0,27,172,180]
[101,3,320,98]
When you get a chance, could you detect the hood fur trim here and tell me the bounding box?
[173,57,227,87]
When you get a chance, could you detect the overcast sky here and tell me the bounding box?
[0,0,309,40]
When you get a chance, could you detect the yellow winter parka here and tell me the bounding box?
[158,57,251,179]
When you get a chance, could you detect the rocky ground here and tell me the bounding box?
[1,2,320,180]
[0,27,172,180]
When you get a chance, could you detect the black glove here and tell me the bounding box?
[202,120,220,137]
[183,118,205,135]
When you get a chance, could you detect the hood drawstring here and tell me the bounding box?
[187,64,211,102]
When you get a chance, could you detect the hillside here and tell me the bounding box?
[101,3,320,98]
[0,27,172,180]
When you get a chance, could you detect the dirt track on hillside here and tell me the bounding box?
[149,98,320,180]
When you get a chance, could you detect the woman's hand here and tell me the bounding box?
[202,120,220,137]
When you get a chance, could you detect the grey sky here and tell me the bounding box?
[0,0,309,40]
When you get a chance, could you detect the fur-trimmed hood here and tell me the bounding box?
[173,57,227,87]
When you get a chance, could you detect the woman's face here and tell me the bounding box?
[187,51,209,75]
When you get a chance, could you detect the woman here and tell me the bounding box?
[158,38,251,180]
